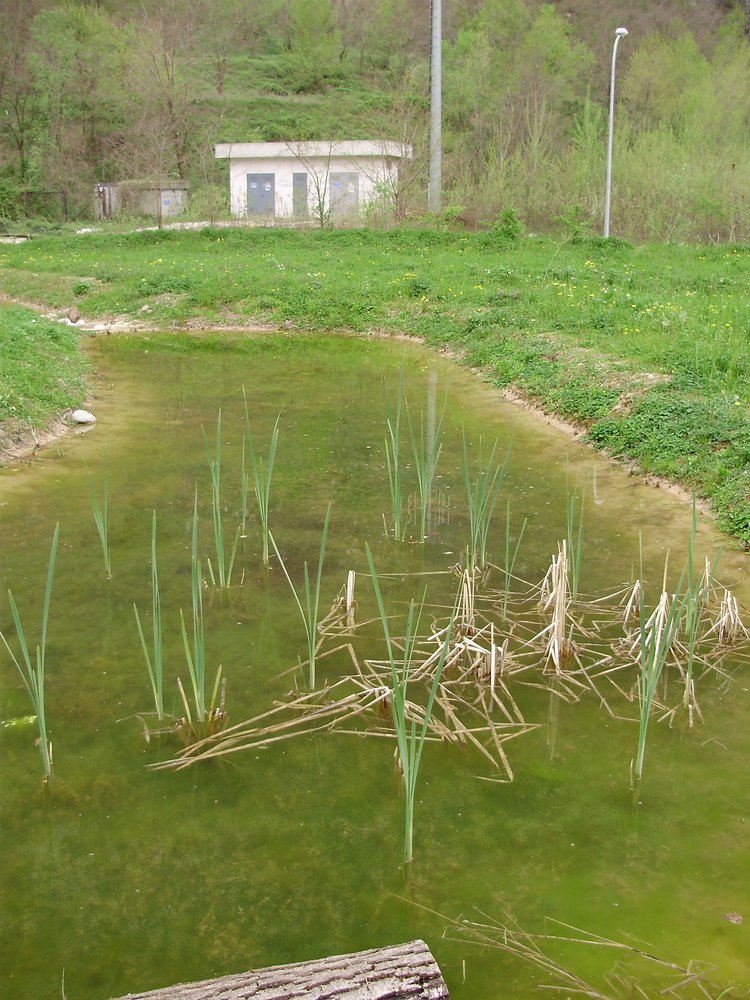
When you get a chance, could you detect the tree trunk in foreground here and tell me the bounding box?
[111,939,450,1000]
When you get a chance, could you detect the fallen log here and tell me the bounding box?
[111,939,449,999]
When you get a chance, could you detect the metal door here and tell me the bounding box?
[329,172,359,219]
[246,174,275,216]
[293,172,308,217]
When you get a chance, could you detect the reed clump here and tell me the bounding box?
[0,524,59,782]
[177,494,226,743]
[462,431,510,574]
[383,364,407,541]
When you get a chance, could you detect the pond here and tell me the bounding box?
[1,334,749,999]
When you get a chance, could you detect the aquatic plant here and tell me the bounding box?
[133,511,165,721]
[442,910,740,998]
[461,430,510,572]
[365,543,456,863]
[565,476,586,599]
[270,503,331,689]
[499,502,527,621]
[88,464,112,579]
[0,523,59,782]
[384,362,406,541]
[203,410,241,588]
[537,541,574,673]
[681,498,720,724]
[633,547,686,784]
[179,494,223,736]
[407,397,445,541]
[243,393,280,567]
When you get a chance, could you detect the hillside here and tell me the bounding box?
[0,0,749,240]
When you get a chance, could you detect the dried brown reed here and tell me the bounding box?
[152,548,750,789]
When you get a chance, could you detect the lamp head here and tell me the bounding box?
[615,27,628,36]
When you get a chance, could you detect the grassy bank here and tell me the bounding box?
[0,304,90,457]
[0,227,748,544]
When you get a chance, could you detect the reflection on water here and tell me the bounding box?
[1,335,748,999]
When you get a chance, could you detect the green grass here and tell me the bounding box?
[1,229,750,543]
[0,304,89,453]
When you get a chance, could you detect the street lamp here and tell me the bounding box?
[428,0,442,214]
[604,27,628,238]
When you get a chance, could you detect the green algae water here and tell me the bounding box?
[1,334,749,999]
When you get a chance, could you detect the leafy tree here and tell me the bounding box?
[288,0,341,91]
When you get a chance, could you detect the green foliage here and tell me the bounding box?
[489,210,525,246]
[288,0,342,92]
[0,306,89,432]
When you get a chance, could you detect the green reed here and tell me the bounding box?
[0,523,59,781]
[633,544,686,784]
[681,495,720,723]
[133,511,165,720]
[88,464,112,579]
[203,410,241,588]
[407,399,444,541]
[366,543,456,864]
[179,493,222,727]
[565,476,586,599]
[461,430,510,572]
[243,392,280,567]
[270,503,331,689]
[384,362,406,541]
[500,502,527,621]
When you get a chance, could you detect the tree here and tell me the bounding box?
[125,0,202,180]
[288,0,341,91]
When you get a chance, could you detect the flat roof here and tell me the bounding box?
[215,140,410,160]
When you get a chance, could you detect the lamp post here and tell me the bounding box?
[428,0,442,214]
[604,26,628,238]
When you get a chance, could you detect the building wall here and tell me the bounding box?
[94,183,189,220]
[226,154,397,220]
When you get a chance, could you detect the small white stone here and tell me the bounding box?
[72,409,96,424]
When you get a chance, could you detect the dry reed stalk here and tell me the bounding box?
[535,542,574,673]
[707,589,748,644]
[622,579,641,625]
[317,571,359,636]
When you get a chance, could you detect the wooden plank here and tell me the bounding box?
[111,939,449,1000]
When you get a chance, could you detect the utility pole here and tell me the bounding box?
[428,0,442,214]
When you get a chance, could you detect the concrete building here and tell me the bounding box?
[214,140,411,223]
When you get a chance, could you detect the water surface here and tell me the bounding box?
[1,334,748,999]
